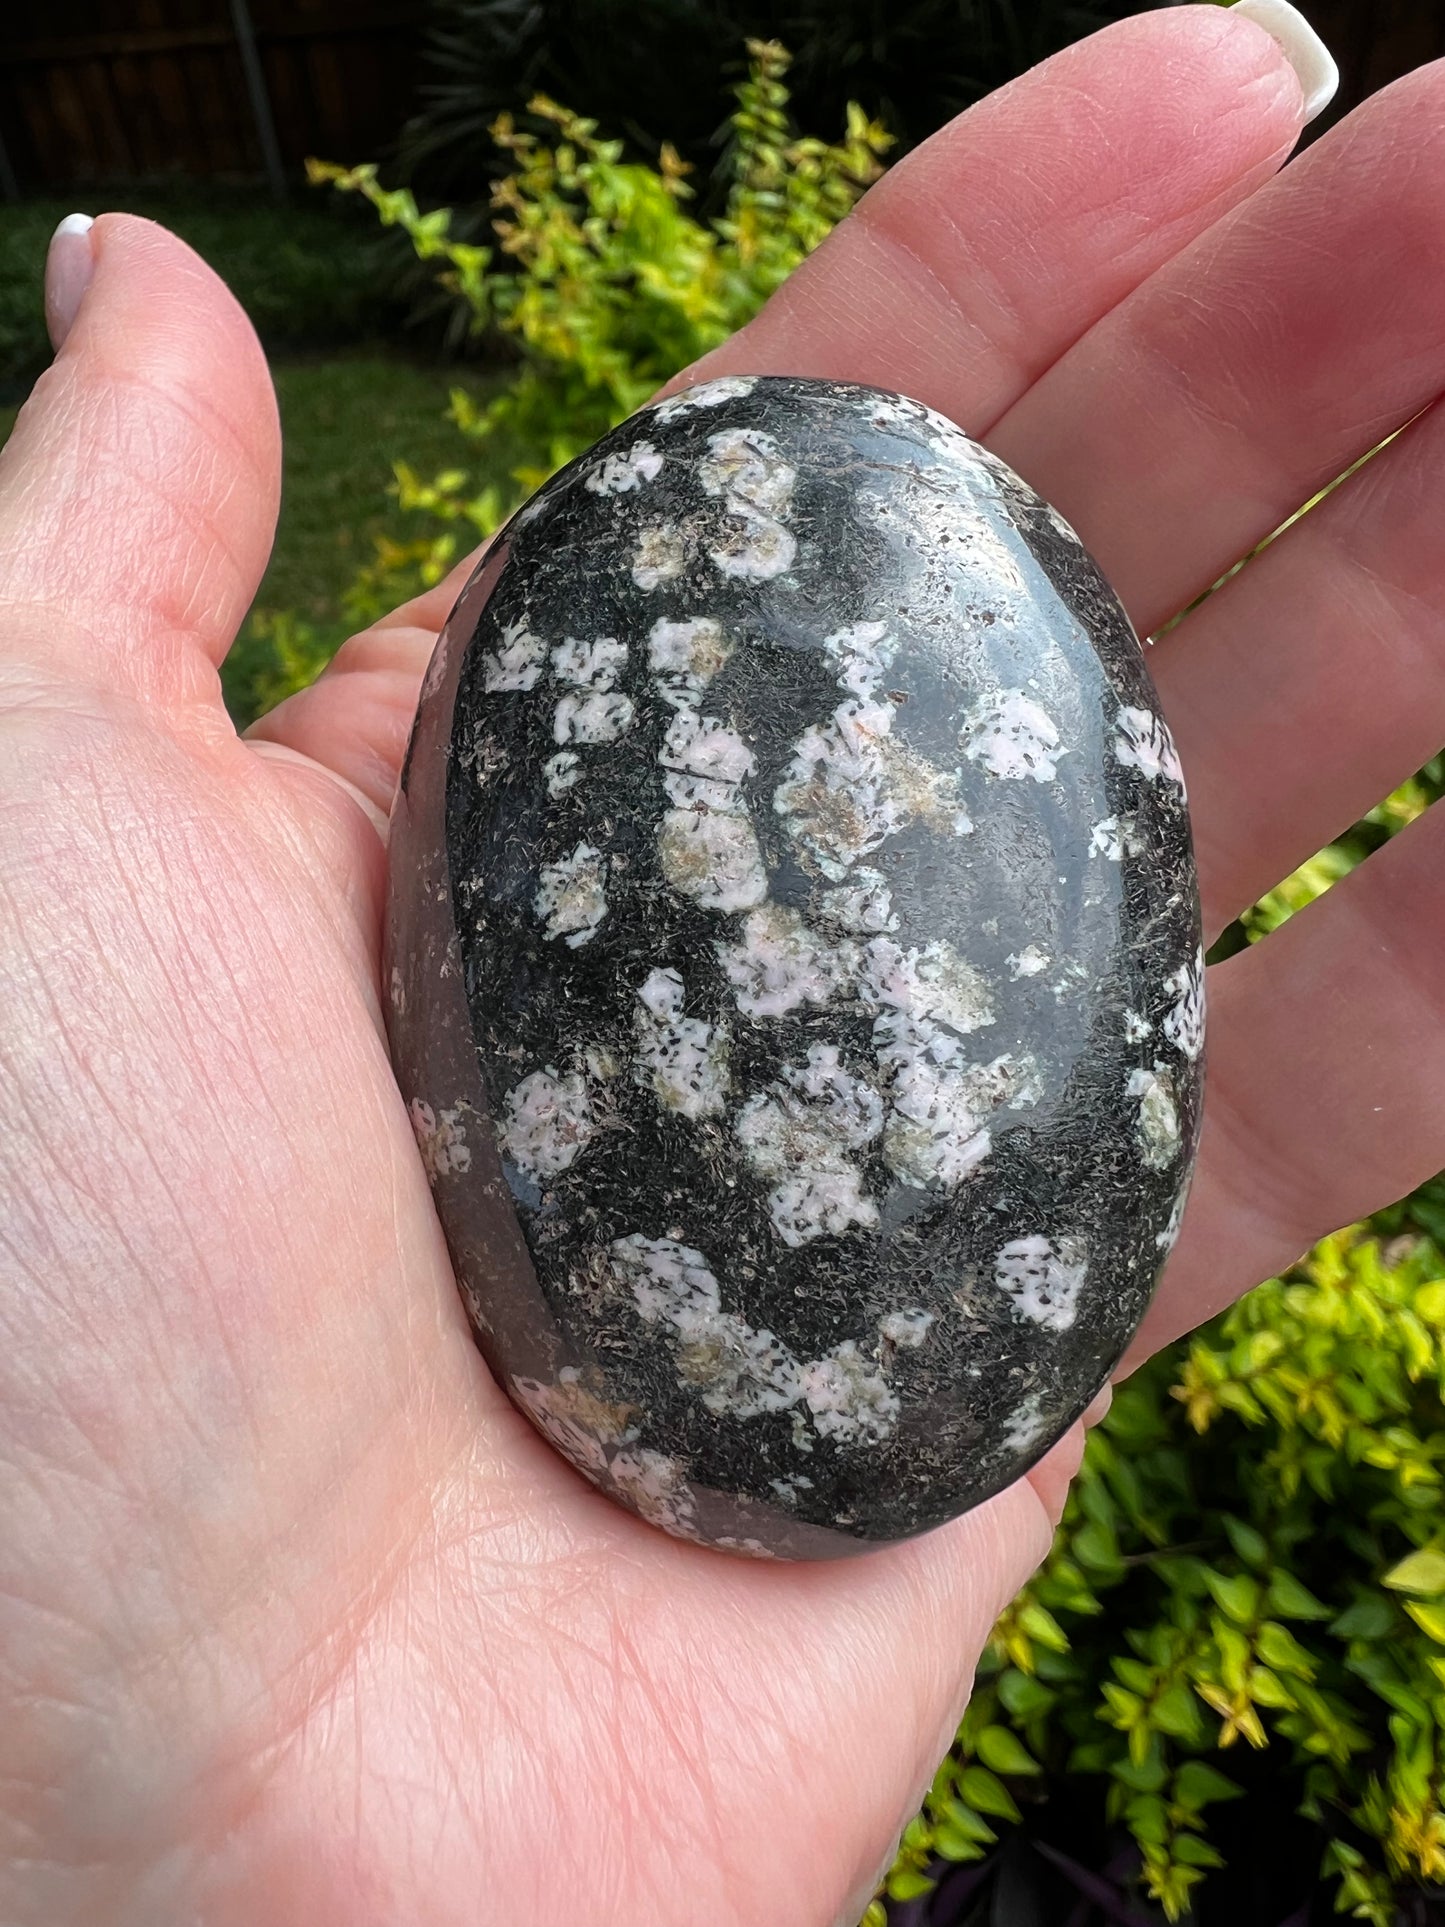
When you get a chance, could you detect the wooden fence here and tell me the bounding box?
[0,0,424,199]
[1,0,1442,201]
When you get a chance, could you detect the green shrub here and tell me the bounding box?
[304,37,889,624]
[872,1224,1445,1926]
[401,0,1157,199]
[383,0,1161,361]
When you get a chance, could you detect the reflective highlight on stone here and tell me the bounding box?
[385,375,1204,1559]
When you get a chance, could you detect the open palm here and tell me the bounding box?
[5,10,1445,1924]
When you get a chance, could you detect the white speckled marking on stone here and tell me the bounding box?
[699,426,796,517]
[961,690,1066,782]
[657,808,767,912]
[700,426,798,582]
[880,1308,935,1348]
[994,1235,1087,1333]
[1127,1065,1181,1172]
[1007,945,1050,979]
[1001,1389,1051,1454]
[821,867,899,935]
[1123,1009,1153,1043]
[534,842,609,946]
[715,1534,780,1559]
[798,1341,899,1444]
[408,1098,471,1179]
[543,750,582,796]
[1161,947,1205,1061]
[884,1055,1037,1191]
[584,441,663,495]
[1156,1185,1189,1253]
[498,1067,595,1179]
[647,615,732,706]
[631,524,688,590]
[774,624,972,881]
[1115,706,1186,793]
[708,505,797,581]
[633,966,731,1120]
[863,393,931,437]
[514,1370,707,1541]
[774,698,903,877]
[769,1472,815,1504]
[715,902,845,1017]
[553,689,636,745]
[482,615,547,692]
[647,615,767,900]
[651,375,758,421]
[660,707,756,794]
[857,936,1022,1189]
[863,938,995,1050]
[606,1443,702,1537]
[822,619,894,697]
[736,1044,884,1245]
[552,635,627,690]
[1089,816,1123,862]
[611,1232,906,1443]
[615,1234,804,1418]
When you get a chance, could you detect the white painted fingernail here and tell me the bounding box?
[44,213,96,352]
[1231,0,1339,123]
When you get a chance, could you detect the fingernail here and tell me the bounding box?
[45,213,96,352]
[1231,0,1340,123]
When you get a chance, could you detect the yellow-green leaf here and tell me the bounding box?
[975,1726,1041,1776]
[1383,1548,1445,1597]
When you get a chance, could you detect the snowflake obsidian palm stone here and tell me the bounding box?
[385,374,1204,1560]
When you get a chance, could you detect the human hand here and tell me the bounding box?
[5,9,1444,1923]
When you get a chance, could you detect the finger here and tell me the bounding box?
[689,5,1309,432]
[0,214,280,703]
[1130,801,1445,1361]
[986,59,1445,639]
[1154,394,1445,938]
[244,551,480,815]
[257,3,1310,808]
[248,620,436,818]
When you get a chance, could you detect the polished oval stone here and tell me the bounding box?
[385,374,1204,1560]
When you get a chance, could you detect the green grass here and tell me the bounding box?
[223,351,506,722]
[255,352,502,622]
[0,348,508,723]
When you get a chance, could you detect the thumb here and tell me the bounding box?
[0,213,281,706]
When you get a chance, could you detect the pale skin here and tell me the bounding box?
[3,8,1445,1923]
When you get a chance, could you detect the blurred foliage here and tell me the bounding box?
[0,186,398,398]
[400,0,1155,198]
[384,0,1156,352]
[873,1222,1445,1926]
[306,38,888,617]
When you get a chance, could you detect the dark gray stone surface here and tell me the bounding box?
[385,375,1204,1560]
